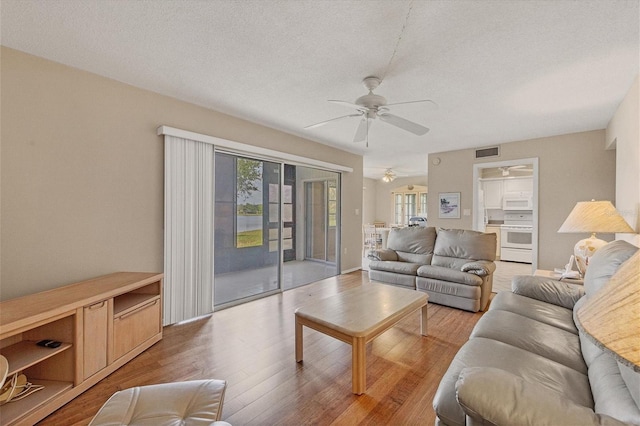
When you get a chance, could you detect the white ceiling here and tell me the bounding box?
[1,0,638,179]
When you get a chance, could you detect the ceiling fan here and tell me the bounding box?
[377,167,410,183]
[382,169,397,183]
[305,76,435,147]
[499,165,533,176]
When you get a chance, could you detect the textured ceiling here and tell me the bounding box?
[1,0,638,179]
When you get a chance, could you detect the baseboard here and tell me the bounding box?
[341,266,363,274]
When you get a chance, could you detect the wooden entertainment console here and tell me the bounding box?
[0,272,163,425]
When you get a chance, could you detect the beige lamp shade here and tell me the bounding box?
[558,200,635,274]
[558,200,635,234]
[576,251,640,370]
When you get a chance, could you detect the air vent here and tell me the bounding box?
[475,146,500,159]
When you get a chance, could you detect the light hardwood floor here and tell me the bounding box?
[40,271,487,425]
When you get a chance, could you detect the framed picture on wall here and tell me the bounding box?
[438,192,460,218]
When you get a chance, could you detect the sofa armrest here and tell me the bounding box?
[511,275,585,309]
[367,248,398,261]
[455,367,628,426]
[460,260,496,277]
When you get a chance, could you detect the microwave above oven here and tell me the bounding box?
[503,192,533,210]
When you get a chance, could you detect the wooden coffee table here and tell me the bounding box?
[294,282,429,394]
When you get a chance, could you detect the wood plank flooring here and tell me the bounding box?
[39,271,486,425]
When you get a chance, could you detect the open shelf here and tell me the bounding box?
[2,341,72,376]
[114,293,159,316]
[0,379,73,425]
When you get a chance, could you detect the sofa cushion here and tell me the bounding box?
[490,291,577,334]
[368,270,416,289]
[366,248,398,261]
[416,277,482,311]
[433,228,497,261]
[416,265,483,286]
[396,251,434,264]
[416,277,481,300]
[386,227,436,264]
[619,362,640,410]
[433,337,592,426]
[583,240,638,298]
[573,297,606,367]
[588,354,640,423]
[454,368,627,426]
[512,275,584,309]
[470,310,586,373]
[368,260,422,276]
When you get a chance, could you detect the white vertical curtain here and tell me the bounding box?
[163,135,215,325]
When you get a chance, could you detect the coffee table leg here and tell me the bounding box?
[295,316,303,362]
[421,303,428,336]
[352,337,366,394]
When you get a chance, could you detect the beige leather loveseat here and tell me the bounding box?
[433,240,640,426]
[367,227,497,312]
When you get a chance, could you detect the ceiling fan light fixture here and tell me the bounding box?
[382,169,396,183]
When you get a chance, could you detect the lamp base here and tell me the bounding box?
[574,234,607,276]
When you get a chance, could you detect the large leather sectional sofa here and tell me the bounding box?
[433,240,640,426]
[367,227,497,312]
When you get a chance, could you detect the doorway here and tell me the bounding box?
[472,158,539,270]
[305,180,337,262]
[282,167,340,290]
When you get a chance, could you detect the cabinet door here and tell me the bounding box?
[484,226,501,258]
[504,177,532,193]
[83,300,109,379]
[482,180,503,209]
[113,297,161,361]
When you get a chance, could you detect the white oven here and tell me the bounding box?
[500,212,533,263]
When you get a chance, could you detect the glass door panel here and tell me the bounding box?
[394,193,403,225]
[214,153,280,307]
[405,193,417,224]
[282,166,340,290]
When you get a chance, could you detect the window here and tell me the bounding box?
[236,158,264,248]
[391,186,428,226]
[328,180,337,227]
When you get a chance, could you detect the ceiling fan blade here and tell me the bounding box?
[304,113,362,130]
[353,117,368,143]
[378,112,430,136]
[328,100,365,111]
[385,99,438,109]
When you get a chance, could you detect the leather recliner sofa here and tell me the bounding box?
[367,227,497,312]
[433,240,640,426]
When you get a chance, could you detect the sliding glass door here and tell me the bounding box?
[282,167,340,290]
[305,180,337,262]
[213,156,341,304]
[213,153,280,307]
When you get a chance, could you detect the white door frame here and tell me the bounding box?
[472,158,539,270]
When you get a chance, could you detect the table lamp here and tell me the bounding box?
[575,251,639,370]
[558,200,635,275]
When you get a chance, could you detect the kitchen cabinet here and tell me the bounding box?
[0,272,163,425]
[482,180,503,209]
[484,225,501,258]
[503,177,533,194]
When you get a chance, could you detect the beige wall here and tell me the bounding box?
[0,47,363,300]
[362,177,377,225]
[606,75,639,247]
[428,130,616,269]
